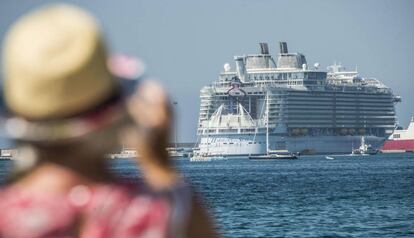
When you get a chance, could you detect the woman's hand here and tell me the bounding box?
[125,81,178,190]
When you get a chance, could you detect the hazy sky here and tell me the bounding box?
[1,0,413,142]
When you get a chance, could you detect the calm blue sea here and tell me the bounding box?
[1,154,414,237]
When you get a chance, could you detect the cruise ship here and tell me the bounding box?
[195,42,400,156]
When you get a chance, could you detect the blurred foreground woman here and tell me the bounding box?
[0,3,217,238]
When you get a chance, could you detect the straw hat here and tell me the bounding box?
[2,4,115,120]
[1,4,139,142]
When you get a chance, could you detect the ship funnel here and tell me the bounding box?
[259,43,269,54]
[234,56,247,82]
[279,42,288,54]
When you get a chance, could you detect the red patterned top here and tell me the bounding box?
[0,184,171,238]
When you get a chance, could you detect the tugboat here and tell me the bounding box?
[351,137,378,155]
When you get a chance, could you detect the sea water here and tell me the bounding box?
[1,154,413,237]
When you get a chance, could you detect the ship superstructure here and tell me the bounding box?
[196,42,400,155]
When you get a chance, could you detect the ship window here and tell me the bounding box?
[241,128,255,132]
[393,134,400,139]
[318,72,327,79]
[308,72,317,79]
[277,74,282,80]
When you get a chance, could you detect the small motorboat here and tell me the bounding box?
[189,155,212,162]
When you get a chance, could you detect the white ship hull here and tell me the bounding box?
[199,134,384,156]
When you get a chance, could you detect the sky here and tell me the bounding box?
[0,0,413,143]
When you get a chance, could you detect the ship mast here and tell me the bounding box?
[266,91,270,155]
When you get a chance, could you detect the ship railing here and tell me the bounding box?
[324,84,392,94]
